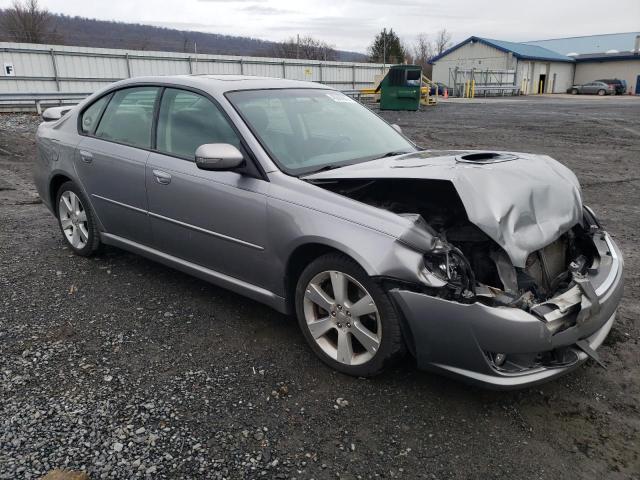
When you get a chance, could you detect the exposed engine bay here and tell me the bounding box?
[312,178,600,328]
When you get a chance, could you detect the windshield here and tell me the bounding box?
[226,89,416,175]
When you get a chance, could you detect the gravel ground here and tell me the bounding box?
[1,95,639,480]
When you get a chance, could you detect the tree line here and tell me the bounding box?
[1,0,451,66]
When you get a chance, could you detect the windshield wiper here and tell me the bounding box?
[375,150,412,159]
[305,151,413,175]
[307,164,350,174]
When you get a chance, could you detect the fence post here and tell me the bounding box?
[240,58,244,75]
[352,65,356,89]
[188,56,193,74]
[319,63,323,84]
[49,49,60,91]
[282,61,286,79]
[125,53,132,77]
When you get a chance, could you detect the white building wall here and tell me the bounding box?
[432,41,515,84]
[516,61,533,94]
[575,60,640,94]
[550,62,575,93]
[515,60,574,94]
[432,40,574,94]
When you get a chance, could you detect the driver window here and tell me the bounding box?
[156,88,241,160]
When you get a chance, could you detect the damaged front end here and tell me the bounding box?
[308,172,624,388]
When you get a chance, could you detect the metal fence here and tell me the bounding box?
[0,42,386,111]
[447,67,519,97]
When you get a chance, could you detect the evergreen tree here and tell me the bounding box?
[368,28,406,64]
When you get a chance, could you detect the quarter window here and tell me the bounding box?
[156,88,241,160]
[94,87,159,149]
[80,94,110,134]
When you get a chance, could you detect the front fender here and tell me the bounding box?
[266,195,427,296]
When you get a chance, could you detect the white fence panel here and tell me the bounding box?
[0,42,386,106]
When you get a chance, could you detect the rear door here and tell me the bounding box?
[145,88,271,288]
[75,86,159,245]
[584,83,598,94]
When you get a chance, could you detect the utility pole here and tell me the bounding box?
[382,28,386,69]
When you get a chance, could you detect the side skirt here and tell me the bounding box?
[100,232,287,313]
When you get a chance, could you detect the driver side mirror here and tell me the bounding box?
[391,124,402,133]
[195,143,244,171]
[42,106,72,122]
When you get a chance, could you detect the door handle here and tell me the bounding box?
[152,169,172,185]
[79,150,93,164]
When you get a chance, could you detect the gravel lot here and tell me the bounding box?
[1,95,639,480]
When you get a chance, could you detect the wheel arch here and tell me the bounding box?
[283,241,374,315]
[49,173,105,232]
[49,173,73,213]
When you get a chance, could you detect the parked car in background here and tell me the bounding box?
[567,81,615,96]
[595,79,627,95]
[428,82,447,96]
[33,75,623,389]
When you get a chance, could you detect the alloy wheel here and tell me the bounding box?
[58,190,89,249]
[302,270,382,366]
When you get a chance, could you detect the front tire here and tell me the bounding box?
[55,181,101,256]
[571,88,579,95]
[597,89,606,96]
[295,253,405,377]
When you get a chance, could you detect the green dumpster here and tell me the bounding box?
[377,65,422,111]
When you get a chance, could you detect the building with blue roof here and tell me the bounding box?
[524,32,640,56]
[430,33,640,96]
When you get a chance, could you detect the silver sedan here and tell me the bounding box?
[568,81,615,95]
[33,75,624,389]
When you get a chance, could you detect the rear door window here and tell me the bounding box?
[94,87,159,149]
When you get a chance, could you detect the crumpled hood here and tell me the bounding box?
[304,150,583,268]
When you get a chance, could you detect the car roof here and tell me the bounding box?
[111,74,334,95]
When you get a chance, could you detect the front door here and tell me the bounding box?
[636,75,640,95]
[538,74,547,94]
[145,88,271,288]
[75,86,160,245]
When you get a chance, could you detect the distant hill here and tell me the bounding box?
[0,11,369,62]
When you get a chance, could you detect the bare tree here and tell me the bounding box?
[271,35,337,61]
[412,33,434,69]
[0,0,53,43]
[434,29,452,56]
[401,40,414,64]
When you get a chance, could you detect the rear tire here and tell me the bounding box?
[55,181,101,256]
[294,253,405,377]
[571,88,579,95]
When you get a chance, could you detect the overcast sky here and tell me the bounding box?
[2,0,639,53]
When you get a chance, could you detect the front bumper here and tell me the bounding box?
[391,233,624,389]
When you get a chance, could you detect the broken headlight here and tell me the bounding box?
[583,205,602,231]
[423,245,476,295]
